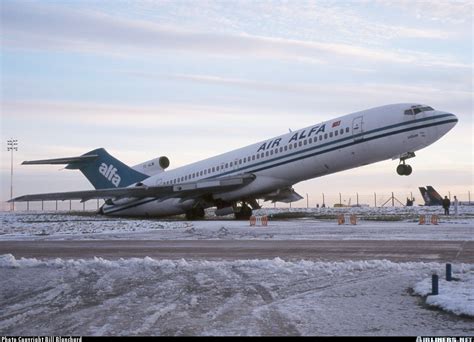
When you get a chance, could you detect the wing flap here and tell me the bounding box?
[262,187,303,203]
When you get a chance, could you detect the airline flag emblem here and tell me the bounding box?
[332,120,341,128]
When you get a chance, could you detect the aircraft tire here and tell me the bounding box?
[397,164,413,176]
[396,164,406,175]
[234,204,253,220]
[185,206,205,220]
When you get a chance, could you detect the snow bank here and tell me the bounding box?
[1,254,473,335]
[413,269,474,317]
[0,253,457,274]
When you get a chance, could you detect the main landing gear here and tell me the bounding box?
[396,152,415,176]
[185,206,205,220]
[234,203,253,220]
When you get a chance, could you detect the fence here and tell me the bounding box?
[2,191,472,212]
[264,191,472,209]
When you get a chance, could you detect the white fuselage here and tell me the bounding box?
[102,103,457,216]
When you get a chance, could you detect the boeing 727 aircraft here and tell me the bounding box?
[10,103,458,219]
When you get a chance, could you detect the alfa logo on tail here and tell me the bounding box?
[99,163,121,187]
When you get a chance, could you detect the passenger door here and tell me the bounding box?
[352,116,364,142]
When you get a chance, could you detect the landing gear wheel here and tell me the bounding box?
[396,164,412,176]
[185,206,205,220]
[234,204,253,220]
[396,164,406,175]
[405,165,412,175]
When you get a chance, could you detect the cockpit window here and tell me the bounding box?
[404,105,434,115]
[420,106,434,111]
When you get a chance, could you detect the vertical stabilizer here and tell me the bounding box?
[65,148,148,189]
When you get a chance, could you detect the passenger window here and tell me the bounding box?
[289,144,293,150]
[266,151,269,157]
[335,130,338,136]
[212,167,215,172]
[256,154,260,159]
[340,129,344,135]
[252,155,255,160]
[324,133,328,139]
[319,135,322,141]
[330,132,333,138]
[303,140,307,145]
[294,143,297,148]
[309,138,312,143]
[270,150,274,155]
[239,159,242,164]
[279,147,283,153]
[284,145,288,151]
[346,127,350,133]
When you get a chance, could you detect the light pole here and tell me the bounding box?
[7,139,18,211]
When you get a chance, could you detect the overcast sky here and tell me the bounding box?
[1,0,473,209]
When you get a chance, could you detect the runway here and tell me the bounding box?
[1,239,472,262]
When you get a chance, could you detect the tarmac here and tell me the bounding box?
[1,239,472,262]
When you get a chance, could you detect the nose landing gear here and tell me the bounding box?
[397,163,412,176]
[396,152,415,176]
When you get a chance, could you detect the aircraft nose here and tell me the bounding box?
[447,112,458,127]
[440,112,458,134]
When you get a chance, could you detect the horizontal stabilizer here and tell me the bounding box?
[21,148,148,189]
[22,155,98,165]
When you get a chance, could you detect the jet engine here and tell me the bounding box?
[132,156,170,176]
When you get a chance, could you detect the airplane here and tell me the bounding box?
[419,186,473,206]
[419,186,443,206]
[9,103,458,219]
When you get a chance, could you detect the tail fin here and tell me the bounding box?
[426,186,443,205]
[419,187,431,205]
[23,148,148,189]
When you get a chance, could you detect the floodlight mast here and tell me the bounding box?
[7,139,18,211]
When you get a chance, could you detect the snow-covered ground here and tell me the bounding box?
[1,255,473,336]
[1,206,472,335]
[1,206,473,241]
[413,272,474,317]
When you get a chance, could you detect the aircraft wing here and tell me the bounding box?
[9,174,256,203]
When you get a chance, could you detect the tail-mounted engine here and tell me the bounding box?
[132,156,170,176]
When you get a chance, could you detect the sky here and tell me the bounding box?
[1,0,473,210]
